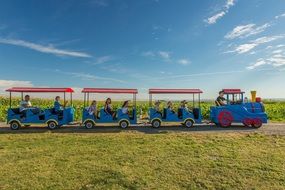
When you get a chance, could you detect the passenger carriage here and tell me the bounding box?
[6,87,74,130]
[210,89,267,128]
[81,88,138,129]
[148,88,203,128]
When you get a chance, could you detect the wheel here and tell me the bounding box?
[47,121,58,130]
[84,121,94,129]
[119,120,129,129]
[242,118,252,127]
[10,121,21,130]
[217,111,233,128]
[152,119,161,128]
[252,118,262,128]
[184,119,194,128]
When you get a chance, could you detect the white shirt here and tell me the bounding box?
[20,100,32,112]
[122,107,128,114]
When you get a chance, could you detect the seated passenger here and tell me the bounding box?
[180,100,189,112]
[54,96,67,115]
[216,91,226,106]
[88,100,97,117]
[104,98,116,119]
[167,101,175,114]
[122,100,129,115]
[19,95,32,118]
[154,100,162,116]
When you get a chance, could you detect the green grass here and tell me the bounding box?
[0,132,284,189]
[1,96,285,122]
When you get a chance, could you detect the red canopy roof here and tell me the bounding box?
[222,89,244,94]
[6,87,74,93]
[82,88,138,94]
[149,89,203,94]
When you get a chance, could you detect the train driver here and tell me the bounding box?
[216,91,227,106]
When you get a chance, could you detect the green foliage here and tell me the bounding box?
[0,96,284,122]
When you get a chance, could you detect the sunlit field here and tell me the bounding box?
[0,132,284,189]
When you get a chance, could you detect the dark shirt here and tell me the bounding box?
[216,96,226,105]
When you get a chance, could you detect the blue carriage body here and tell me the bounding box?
[7,107,74,126]
[210,89,268,127]
[81,88,138,128]
[148,88,203,127]
[149,107,202,124]
[6,87,75,129]
[82,108,137,125]
[210,102,267,123]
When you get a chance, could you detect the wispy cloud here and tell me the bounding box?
[93,55,113,65]
[0,79,33,94]
[247,55,285,70]
[225,23,270,39]
[142,50,191,66]
[205,0,236,24]
[55,69,126,83]
[0,79,33,87]
[141,51,155,57]
[275,12,285,19]
[177,59,191,65]
[0,38,91,58]
[141,50,171,60]
[247,48,285,70]
[158,51,171,60]
[226,35,284,54]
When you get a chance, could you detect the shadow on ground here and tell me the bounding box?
[0,124,259,134]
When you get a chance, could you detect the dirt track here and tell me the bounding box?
[0,122,285,135]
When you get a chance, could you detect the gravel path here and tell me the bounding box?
[0,122,285,135]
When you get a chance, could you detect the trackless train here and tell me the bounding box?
[5,87,268,130]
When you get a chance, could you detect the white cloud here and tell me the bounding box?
[55,70,126,83]
[227,35,284,54]
[247,59,267,70]
[205,0,236,24]
[0,79,33,87]
[225,23,270,39]
[177,59,191,65]
[93,55,113,65]
[206,11,226,25]
[158,51,171,60]
[141,51,155,57]
[0,38,91,58]
[275,12,285,19]
[272,49,283,54]
[0,79,33,95]
[247,54,285,70]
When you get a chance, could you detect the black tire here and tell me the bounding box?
[119,120,129,129]
[152,119,161,128]
[10,121,21,130]
[84,121,94,129]
[47,121,58,130]
[184,119,194,128]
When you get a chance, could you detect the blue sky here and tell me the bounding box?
[0,0,285,99]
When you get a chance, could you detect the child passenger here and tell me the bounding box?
[154,100,162,116]
[167,101,175,114]
[122,100,129,114]
[180,100,189,112]
[104,98,116,119]
[54,96,67,114]
[88,100,97,117]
